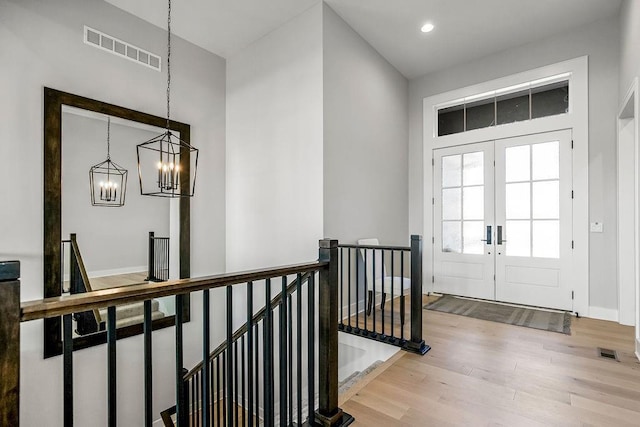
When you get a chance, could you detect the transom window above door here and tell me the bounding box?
[437,75,570,137]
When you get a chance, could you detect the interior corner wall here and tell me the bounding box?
[408,16,620,310]
[226,3,323,272]
[619,0,640,99]
[0,0,226,425]
[322,4,409,246]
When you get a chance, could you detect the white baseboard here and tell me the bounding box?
[64,265,147,281]
[588,306,619,322]
[89,265,147,278]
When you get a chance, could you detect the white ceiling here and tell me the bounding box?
[105,0,621,79]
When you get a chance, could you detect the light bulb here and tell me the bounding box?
[100,181,104,188]
[421,23,434,33]
[163,165,168,172]
[113,183,118,188]
[157,161,163,170]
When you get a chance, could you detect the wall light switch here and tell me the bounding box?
[590,222,603,233]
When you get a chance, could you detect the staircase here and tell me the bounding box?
[98,300,165,329]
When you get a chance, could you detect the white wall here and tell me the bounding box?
[408,16,620,310]
[322,4,409,246]
[619,0,640,99]
[0,0,226,425]
[226,3,323,272]
[62,113,170,274]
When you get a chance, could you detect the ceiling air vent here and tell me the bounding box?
[84,26,161,72]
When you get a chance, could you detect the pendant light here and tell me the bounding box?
[137,0,199,198]
[89,117,128,207]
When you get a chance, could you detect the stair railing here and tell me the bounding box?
[68,233,104,335]
[0,239,353,427]
[146,231,170,282]
[337,235,429,355]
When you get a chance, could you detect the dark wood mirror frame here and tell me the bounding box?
[43,87,191,358]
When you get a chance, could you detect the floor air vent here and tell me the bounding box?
[84,26,161,71]
[597,347,618,361]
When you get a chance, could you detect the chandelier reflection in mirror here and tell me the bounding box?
[89,117,128,207]
[137,0,198,198]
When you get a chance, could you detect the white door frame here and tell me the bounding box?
[617,78,638,327]
[617,78,640,358]
[422,56,589,316]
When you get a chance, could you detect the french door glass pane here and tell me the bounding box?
[463,186,484,220]
[463,221,484,254]
[532,141,559,180]
[463,152,484,185]
[442,155,462,187]
[442,221,462,253]
[442,188,462,220]
[532,220,559,258]
[532,181,559,219]
[506,183,530,219]
[506,220,531,257]
[505,145,530,182]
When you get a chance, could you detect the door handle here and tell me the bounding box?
[497,225,507,245]
[480,225,492,244]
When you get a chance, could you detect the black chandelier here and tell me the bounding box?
[89,117,128,207]
[137,0,198,198]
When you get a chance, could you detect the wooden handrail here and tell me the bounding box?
[183,271,312,381]
[21,261,326,322]
[337,243,410,251]
[70,234,102,325]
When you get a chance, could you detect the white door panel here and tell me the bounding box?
[433,142,495,300]
[494,130,573,310]
[433,130,573,310]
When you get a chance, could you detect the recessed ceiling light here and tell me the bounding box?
[421,23,435,33]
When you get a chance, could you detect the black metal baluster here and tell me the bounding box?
[241,336,246,427]
[287,293,293,424]
[226,286,234,427]
[279,276,288,427]
[307,273,316,425]
[254,324,259,426]
[216,356,221,427]
[296,274,302,426]
[63,313,73,427]
[202,289,210,427]
[348,248,352,330]
[222,352,227,425]
[210,359,214,426]
[381,250,386,338]
[235,340,239,427]
[176,294,185,426]
[355,248,359,333]
[363,248,367,333]
[264,278,274,426]
[143,300,153,427]
[190,377,195,427]
[107,306,116,427]
[372,248,377,337]
[401,251,405,343]
[390,250,395,343]
[246,282,254,427]
[340,248,344,328]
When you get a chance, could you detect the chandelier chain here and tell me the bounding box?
[106,116,111,160]
[166,0,171,130]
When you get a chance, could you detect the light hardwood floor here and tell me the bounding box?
[341,295,640,426]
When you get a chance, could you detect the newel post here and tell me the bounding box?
[405,235,430,355]
[317,240,354,427]
[0,260,20,427]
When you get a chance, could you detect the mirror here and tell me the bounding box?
[44,87,191,358]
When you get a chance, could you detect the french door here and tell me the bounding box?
[433,130,573,310]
